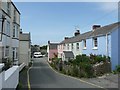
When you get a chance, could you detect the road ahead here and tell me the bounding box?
[29,57,103,88]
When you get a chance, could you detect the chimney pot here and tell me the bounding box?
[74,30,80,36]
[92,25,101,30]
[64,37,69,40]
[48,41,50,44]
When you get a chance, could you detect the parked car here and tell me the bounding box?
[34,52,43,58]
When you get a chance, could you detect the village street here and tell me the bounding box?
[27,57,110,89]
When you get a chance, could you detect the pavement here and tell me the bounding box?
[17,66,29,89]
[18,57,119,89]
[81,74,119,88]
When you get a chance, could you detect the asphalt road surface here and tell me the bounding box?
[29,57,104,89]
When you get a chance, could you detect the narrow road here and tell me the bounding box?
[29,57,103,89]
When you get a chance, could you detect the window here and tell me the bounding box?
[13,9,16,22]
[83,40,86,48]
[13,25,19,38]
[12,47,18,60]
[7,2,10,15]
[16,26,19,38]
[13,25,15,37]
[71,43,74,50]
[6,21,10,36]
[5,46,9,57]
[63,44,65,49]
[76,43,79,50]
[67,44,69,50]
[93,37,98,47]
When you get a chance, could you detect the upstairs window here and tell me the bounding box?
[63,44,65,50]
[83,40,86,49]
[13,25,19,38]
[7,2,10,15]
[76,43,79,50]
[6,21,10,36]
[93,37,98,48]
[71,43,74,50]
[16,26,19,38]
[13,25,15,37]
[13,9,16,22]
[67,44,69,50]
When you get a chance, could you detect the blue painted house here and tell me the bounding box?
[58,22,120,70]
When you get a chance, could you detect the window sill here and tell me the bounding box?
[92,47,98,50]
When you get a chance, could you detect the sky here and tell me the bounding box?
[14,2,118,46]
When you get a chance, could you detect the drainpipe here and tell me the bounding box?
[106,33,109,58]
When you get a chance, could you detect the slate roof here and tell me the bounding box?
[19,33,31,41]
[60,22,120,44]
[49,43,58,49]
[63,51,74,58]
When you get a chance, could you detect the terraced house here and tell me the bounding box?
[0,0,20,65]
[58,22,119,70]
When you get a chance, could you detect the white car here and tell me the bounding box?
[34,52,43,58]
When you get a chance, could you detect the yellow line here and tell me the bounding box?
[47,61,107,90]
[27,67,31,90]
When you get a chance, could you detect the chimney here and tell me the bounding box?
[74,30,80,36]
[48,41,50,44]
[92,25,101,31]
[64,37,69,40]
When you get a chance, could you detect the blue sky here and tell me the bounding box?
[14,2,118,45]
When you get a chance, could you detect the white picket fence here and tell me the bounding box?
[0,63,25,90]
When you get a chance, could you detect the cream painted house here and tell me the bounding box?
[19,31,31,66]
[0,0,20,64]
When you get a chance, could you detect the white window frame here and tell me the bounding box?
[71,43,74,50]
[67,44,69,50]
[63,44,65,50]
[7,2,11,15]
[83,40,87,49]
[76,43,79,50]
[5,46,9,57]
[93,37,98,49]
[12,47,18,60]
[6,21,10,36]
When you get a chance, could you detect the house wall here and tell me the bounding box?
[0,1,20,64]
[58,42,83,60]
[19,41,30,66]
[49,49,58,60]
[82,35,111,57]
[111,28,118,70]
[58,44,63,59]
[72,42,82,57]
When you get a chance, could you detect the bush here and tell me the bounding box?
[116,65,120,73]
[71,65,79,77]
[79,62,94,78]
[2,58,12,71]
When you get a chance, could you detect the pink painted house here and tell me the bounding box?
[47,41,58,62]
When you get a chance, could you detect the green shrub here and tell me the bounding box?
[67,70,71,75]
[71,65,79,77]
[116,65,120,73]
[61,69,66,74]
